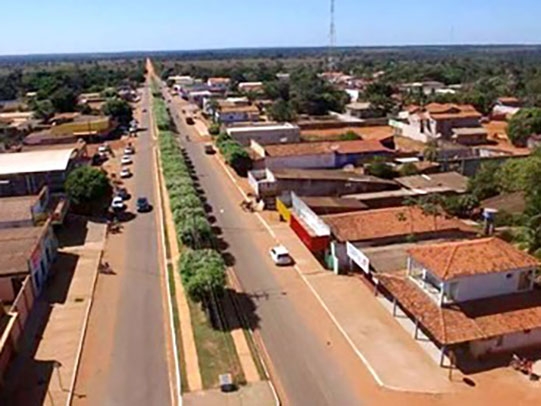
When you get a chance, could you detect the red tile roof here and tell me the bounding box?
[323,206,469,243]
[379,272,541,345]
[409,103,482,120]
[264,139,392,158]
[408,238,538,281]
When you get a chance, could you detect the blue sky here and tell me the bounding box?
[2,0,541,55]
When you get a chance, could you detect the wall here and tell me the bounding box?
[10,275,35,337]
[391,120,431,143]
[442,267,535,302]
[29,225,58,295]
[470,327,541,358]
[291,193,330,237]
[265,153,336,170]
[290,214,330,253]
[228,126,300,146]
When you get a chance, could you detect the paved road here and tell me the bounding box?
[79,82,172,406]
[161,86,366,406]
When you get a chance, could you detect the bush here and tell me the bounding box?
[216,134,252,176]
[65,166,112,214]
[209,123,220,135]
[365,158,397,179]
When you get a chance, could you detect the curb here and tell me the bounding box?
[66,224,107,406]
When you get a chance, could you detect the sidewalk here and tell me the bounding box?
[271,219,453,393]
[1,217,106,405]
[184,381,275,406]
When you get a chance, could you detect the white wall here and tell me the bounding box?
[442,267,534,302]
[470,327,541,358]
[228,127,300,146]
[265,153,336,170]
[391,120,431,143]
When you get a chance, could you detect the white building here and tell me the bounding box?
[226,123,300,146]
[207,77,231,92]
[378,237,541,363]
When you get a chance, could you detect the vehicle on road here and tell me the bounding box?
[136,197,151,213]
[269,245,293,266]
[204,143,215,154]
[120,168,132,178]
[98,144,109,154]
[116,188,130,200]
[121,155,133,165]
[111,196,126,211]
[186,116,195,125]
[124,146,135,155]
[142,108,147,113]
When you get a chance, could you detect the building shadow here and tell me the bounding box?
[45,252,79,304]
[56,216,89,248]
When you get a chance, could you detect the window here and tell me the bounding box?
[506,273,513,279]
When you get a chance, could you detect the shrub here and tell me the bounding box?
[179,249,226,303]
[209,123,221,135]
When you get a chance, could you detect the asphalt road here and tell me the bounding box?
[162,87,366,406]
[101,83,172,405]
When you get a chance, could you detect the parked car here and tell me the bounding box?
[121,155,132,165]
[136,197,151,213]
[204,143,215,154]
[142,108,147,113]
[120,168,132,178]
[269,245,293,266]
[116,188,129,200]
[124,146,135,155]
[98,144,109,154]
[111,196,126,211]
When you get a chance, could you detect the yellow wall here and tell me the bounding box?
[276,198,291,223]
[51,117,111,135]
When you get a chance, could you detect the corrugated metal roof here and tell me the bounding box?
[0,148,76,176]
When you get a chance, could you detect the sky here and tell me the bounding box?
[2,0,541,55]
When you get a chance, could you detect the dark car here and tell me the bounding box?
[116,188,130,200]
[136,197,151,213]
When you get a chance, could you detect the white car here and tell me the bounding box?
[98,144,109,154]
[124,146,135,155]
[269,245,293,266]
[121,155,132,165]
[111,196,126,211]
[120,168,132,178]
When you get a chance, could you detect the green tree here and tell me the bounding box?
[179,249,227,303]
[268,99,296,122]
[508,108,541,147]
[441,194,480,218]
[31,99,55,121]
[65,166,112,213]
[423,141,439,162]
[365,157,397,179]
[498,156,541,193]
[398,162,419,177]
[208,123,220,135]
[102,97,133,125]
[467,161,500,200]
[50,87,78,112]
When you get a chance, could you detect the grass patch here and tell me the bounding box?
[167,263,189,393]
[187,297,245,389]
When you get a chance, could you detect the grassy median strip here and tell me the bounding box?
[152,86,245,390]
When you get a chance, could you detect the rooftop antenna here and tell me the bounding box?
[328,0,336,72]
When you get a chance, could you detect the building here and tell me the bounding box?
[207,77,231,92]
[188,90,212,108]
[168,75,195,87]
[451,127,489,146]
[378,238,541,363]
[345,102,382,119]
[248,167,398,205]
[216,104,260,124]
[392,103,482,143]
[238,82,264,94]
[0,221,58,301]
[322,206,472,272]
[0,146,87,196]
[226,123,300,146]
[491,97,522,121]
[399,81,446,96]
[394,172,468,195]
[251,139,394,170]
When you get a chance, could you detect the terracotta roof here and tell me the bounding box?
[219,105,259,114]
[0,226,46,276]
[264,139,393,158]
[408,238,538,281]
[417,103,482,120]
[323,206,468,243]
[498,97,520,104]
[379,272,541,345]
[208,77,230,84]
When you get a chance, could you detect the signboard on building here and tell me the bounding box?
[346,242,370,274]
[291,192,330,237]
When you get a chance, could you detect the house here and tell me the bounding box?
[168,75,195,87]
[78,92,106,112]
[238,82,264,94]
[207,77,231,92]
[216,105,260,124]
[251,139,394,170]
[322,206,472,272]
[451,127,488,145]
[378,238,541,362]
[399,81,446,96]
[0,146,87,196]
[395,172,468,195]
[188,90,212,108]
[391,103,482,143]
[491,97,522,121]
[248,167,398,205]
[226,123,300,146]
[345,102,382,119]
[0,221,58,301]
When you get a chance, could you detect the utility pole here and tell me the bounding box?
[328,0,336,72]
